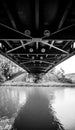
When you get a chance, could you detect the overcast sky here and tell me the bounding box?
[56,55,75,74]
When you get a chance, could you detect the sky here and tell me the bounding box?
[56,55,75,74]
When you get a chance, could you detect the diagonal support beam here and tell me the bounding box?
[20,40,25,49]
[5,40,12,48]
[0,23,32,39]
[49,40,54,49]
[62,41,73,49]
[51,24,75,36]
[58,0,72,29]
[6,41,33,53]
[51,44,68,54]
[6,38,42,53]
[2,1,17,29]
[42,24,75,40]
[41,41,68,54]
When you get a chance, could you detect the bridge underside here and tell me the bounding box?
[0,0,75,75]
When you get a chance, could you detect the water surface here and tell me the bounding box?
[0,86,75,130]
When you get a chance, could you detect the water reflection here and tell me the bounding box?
[52,87,75,130]
[11,87,64,130]
[0,86,75,130]
[0,87,29,130]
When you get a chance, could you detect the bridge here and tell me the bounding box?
[0,0,75,76]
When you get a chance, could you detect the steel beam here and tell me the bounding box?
[0,23,32,39]
[41,41,68,54]
[42,24,75,40]
[6,41,33,53]
[20,60,52,64]
[62,41,73,49]
[3,1,17,29]
[20,40,25,49]
[58,0,72,29]
[5,40,12,48]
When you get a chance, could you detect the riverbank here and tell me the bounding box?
[0,73,75,87]
[1,81,75,87]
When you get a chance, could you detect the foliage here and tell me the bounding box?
[42,68,72,83]
[0,62,12,82]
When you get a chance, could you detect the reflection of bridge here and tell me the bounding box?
[0,0,75,76]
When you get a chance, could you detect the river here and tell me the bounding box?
[0,86,75,130]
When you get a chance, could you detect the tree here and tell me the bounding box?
[1,62,12,80]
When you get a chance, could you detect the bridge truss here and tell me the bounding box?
[0,0,75,75]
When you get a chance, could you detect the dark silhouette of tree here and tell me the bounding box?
[1,62,11,80]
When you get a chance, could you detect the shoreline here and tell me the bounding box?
[1,81,75,87]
